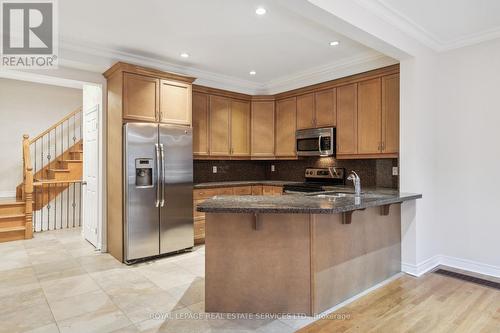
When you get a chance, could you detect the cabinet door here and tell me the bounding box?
[275,97,297,157]
[231,100,251,156]
[159,79,192,126]
[358,78,382,154]
[123,73,159,122]
[382,74,399,154]
[251,185,263,195]
[296,93,315,130]
[315,88,336,127]
[251,101,275,157]
[209,96,231,156]
[192,92,209,156]
[336,84,358,154]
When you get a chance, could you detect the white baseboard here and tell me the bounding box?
[0,191,16,198]
[403,255,500,278]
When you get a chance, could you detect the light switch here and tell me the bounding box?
[271,165,275,172]
[212,166,217,174]
[392,167,399,176]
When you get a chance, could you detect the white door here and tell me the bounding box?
[82,85,101,247]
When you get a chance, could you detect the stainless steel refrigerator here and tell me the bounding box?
[124,122,193,263]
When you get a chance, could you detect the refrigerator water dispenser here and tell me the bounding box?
[135,159,153,188]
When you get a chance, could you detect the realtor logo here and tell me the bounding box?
[1,0,58,68]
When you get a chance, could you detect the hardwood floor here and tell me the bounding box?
[298,272,500,333]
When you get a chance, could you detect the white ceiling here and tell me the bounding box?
[358,0,500,51]
[58,0,395,94]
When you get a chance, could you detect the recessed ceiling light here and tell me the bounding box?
[329,41,340,46]
[255,7,266,15]
[249,70,257,76]
[180,52,190,58]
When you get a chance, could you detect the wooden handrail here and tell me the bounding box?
[22,134,33,239]
[29,107,82,144]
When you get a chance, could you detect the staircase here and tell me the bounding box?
[0,107,83,242]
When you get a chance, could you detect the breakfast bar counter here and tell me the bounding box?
[198,190,422,316]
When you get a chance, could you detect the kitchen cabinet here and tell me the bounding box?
[315,88,336,127]
[275,97,297,158]
[358,78,382,154]
[230,100,251,156]
[296,93,315,130]
[336,84,358,155]
[297,90,337,130]
[193,92,209,156]
[382,74,399,154]
[193,185,281,244]
[209,96,231,156]
[159,79,192,126]
[251,101,275,158]
[123,73,159,122]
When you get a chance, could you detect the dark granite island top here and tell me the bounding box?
[197,190,422,214]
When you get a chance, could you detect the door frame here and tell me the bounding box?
[0,69,106,251]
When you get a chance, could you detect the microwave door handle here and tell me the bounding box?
[160,143,165,207]
[318,135,325,155]
[155,143,160,208]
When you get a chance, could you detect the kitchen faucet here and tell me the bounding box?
[347,171,361,196]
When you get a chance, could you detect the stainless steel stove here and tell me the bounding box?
[283,167,345,193]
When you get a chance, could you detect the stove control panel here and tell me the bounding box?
[304,167,345,180]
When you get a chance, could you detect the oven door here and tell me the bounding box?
[296,128,335,156]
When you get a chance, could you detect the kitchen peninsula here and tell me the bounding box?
[198,190,421,315]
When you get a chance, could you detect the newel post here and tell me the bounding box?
[23,134,33,239]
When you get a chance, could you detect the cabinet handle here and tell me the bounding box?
[382,142,385,151]
[378,142,382,151]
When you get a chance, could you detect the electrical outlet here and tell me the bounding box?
[271,165,275,172]
[212,166,217,174]
[392,167,399,176]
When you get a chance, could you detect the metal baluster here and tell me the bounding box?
[47,184,51,230]
[34,140,37,175]
[60,182,63,229]
[66,184,69,228]
[40,185,44,231]
[54,182,57,230]
[40,137,44,180]
[72,183,76,227]
[78,182,82,227]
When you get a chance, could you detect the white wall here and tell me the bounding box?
[434,39,500,272]
[0,78,82,196]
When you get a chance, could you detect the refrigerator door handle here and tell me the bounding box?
[160,143,165,207]
[155,143,160,208]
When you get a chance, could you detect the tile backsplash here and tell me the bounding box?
[194,157,399,188]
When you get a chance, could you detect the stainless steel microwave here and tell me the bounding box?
[296,127,336,157]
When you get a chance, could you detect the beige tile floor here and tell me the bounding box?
[0,228,311,333]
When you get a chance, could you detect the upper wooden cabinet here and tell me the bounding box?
[251,101,275,158]
[193,92,209,156]
[315,88,336,127]
[296,93,315,130]
[123,73,159,122]
[275,97,297,158]
[337,84,358,155]
[358,78,382,154]
[382,74,399,154]
[209,96,231,156]
[336,75,399,158]
[230,100,251,156]
[159,79,192,126]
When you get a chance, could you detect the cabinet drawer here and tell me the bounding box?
[251,185,263,195]
[216,188,234,196]
[193,199,206,218]
[232,186,252,195]
[262,185,282,196]
[194,187,233,199]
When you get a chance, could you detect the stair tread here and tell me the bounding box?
[61,159,83,163]
[49,168,71,172]
[0,226,25,232]
[0,197,24,206]
[72,150,83,153]
[0,213,25,219]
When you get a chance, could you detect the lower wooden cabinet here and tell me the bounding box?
[193,185,283,244]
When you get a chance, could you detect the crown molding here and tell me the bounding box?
[265,51,397,95]
[60,39,395,95]
[355,0,500,52]
[60,39,265,95]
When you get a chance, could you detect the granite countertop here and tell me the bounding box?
[194,180,301,189]
[197,189,422,214]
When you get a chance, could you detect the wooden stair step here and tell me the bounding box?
[0,226,26,233]
[0,213,25,220]
[62,159,83,163]
[49,168,71,173]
